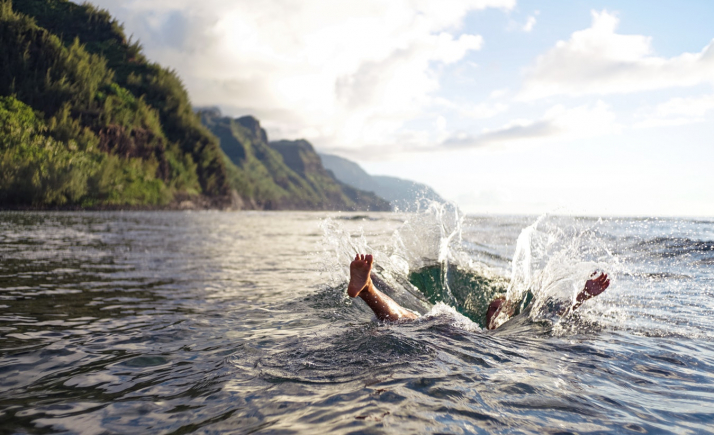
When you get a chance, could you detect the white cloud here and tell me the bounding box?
[443,119,556,149]
[546,100,620,136]
[489,88,509,99]
[520,10,714,100]
[86,0,514,150]
[461,102,510,119]
[651,94,714,118]
[432,97,508,119]
[443,100,618,149]
[522,15,537,32]
[506,10,538,33]
[634,93,714,128]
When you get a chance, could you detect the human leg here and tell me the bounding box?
[348,254,418,322]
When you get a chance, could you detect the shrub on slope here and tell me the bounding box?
[0,0,229,206]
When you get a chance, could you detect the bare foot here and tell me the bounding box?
[348,254,373,298]
[573,270,610,310]
[347,254,418,321]
[487,270,611,329]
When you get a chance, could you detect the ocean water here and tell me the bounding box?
[0,209,713,434]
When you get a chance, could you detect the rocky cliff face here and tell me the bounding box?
[200,110,391,211]
[270,140,330,178]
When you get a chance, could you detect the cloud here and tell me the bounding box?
[634,93,714,128]
[444,120,556,148]
[545,100,620,136]
[442,100,618,149]
[489,88,509,99]
[86,0,514,150]
[519,10,714,100]
[522,15,537,32]
[432,97,509,119]
[461,102,510,119]
[506,10,538,33]
[650,94,714,118]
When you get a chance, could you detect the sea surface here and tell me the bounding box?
[1,210,713,434]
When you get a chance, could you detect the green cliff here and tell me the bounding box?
[0,0,390,211]
[200,109,390,211]
[0,0,230,207]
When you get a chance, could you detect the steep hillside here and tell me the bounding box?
[0,0,233,207]
[201,110,390,211]
[318,153,378,192]
[319,153,445,211]
[0,0,393,211]
[270,139,390,211]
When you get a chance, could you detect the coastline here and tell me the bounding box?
[0,192,393,212]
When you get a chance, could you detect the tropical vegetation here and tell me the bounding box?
[0,0,389,210]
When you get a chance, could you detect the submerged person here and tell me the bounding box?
[347,254,610,329]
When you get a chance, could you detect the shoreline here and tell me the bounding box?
[0,193,394,213]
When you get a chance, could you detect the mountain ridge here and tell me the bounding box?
[0,0,390,211]
[319,153,446,211]
[200,110,391,211]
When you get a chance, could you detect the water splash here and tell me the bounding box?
[319,203,468,285]
[320,209,618,329]
[319,203,501,327]
[508,216,612,299]
[320,208,714,338]
[501,215,619,330]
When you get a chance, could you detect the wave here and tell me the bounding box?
[627,236,714,259]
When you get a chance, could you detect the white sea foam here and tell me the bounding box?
[422,302,482,332]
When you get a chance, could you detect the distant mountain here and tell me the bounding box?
[200,109,390,211]
[319,153,445,211]
[371,175,446,211]
[270,139,390,211]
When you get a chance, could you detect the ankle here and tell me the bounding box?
[358,281,375,299]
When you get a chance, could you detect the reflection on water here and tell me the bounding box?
[1,211,713,433]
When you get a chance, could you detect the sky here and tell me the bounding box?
[84,0,714,217]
